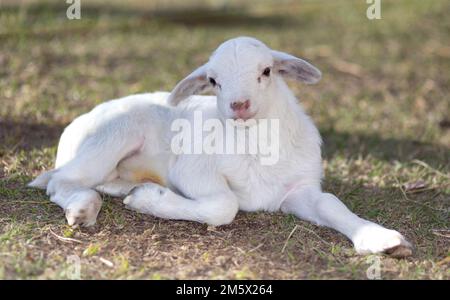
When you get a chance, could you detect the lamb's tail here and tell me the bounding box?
[28,169,56,189]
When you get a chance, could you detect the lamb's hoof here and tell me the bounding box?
[65,192,102,227]
[384,244,413,258]
[353,223,413,258]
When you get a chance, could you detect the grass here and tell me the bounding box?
[0,0,449,279]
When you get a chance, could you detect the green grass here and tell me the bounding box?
[0,0,449,279]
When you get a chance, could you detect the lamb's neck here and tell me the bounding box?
[265,79,306,138]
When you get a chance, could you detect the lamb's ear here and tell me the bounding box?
[167,64,211,106]
[271,50,322,84]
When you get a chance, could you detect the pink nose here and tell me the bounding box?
[230,100,250,112]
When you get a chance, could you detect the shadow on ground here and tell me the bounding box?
[0,119,65,151]
[321,128,450,171]
[0,2,298,40]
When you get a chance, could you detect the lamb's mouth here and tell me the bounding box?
[231,111,258,121]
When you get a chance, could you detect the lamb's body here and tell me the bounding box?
[54,81,321,213]
[30,37,413,257]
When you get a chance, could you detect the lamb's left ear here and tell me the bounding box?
[271,50,322,84]
[167,64,211,106]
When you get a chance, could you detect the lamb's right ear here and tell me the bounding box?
[167,64,211,106]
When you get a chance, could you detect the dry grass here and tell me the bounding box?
[0,0,449,279]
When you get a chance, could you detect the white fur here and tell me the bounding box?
[29,37,412,256]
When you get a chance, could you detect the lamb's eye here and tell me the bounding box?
[209,77,217,86]
[262,67,271,77]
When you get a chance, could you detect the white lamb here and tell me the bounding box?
[29,37,412,257]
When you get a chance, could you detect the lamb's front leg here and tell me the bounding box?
[123,183,239,226]
[281,186,413,258]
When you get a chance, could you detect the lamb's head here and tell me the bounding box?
[168,37,321,120]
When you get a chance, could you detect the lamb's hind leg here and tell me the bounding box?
[30,132,146,227]
[29,166,105,227]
